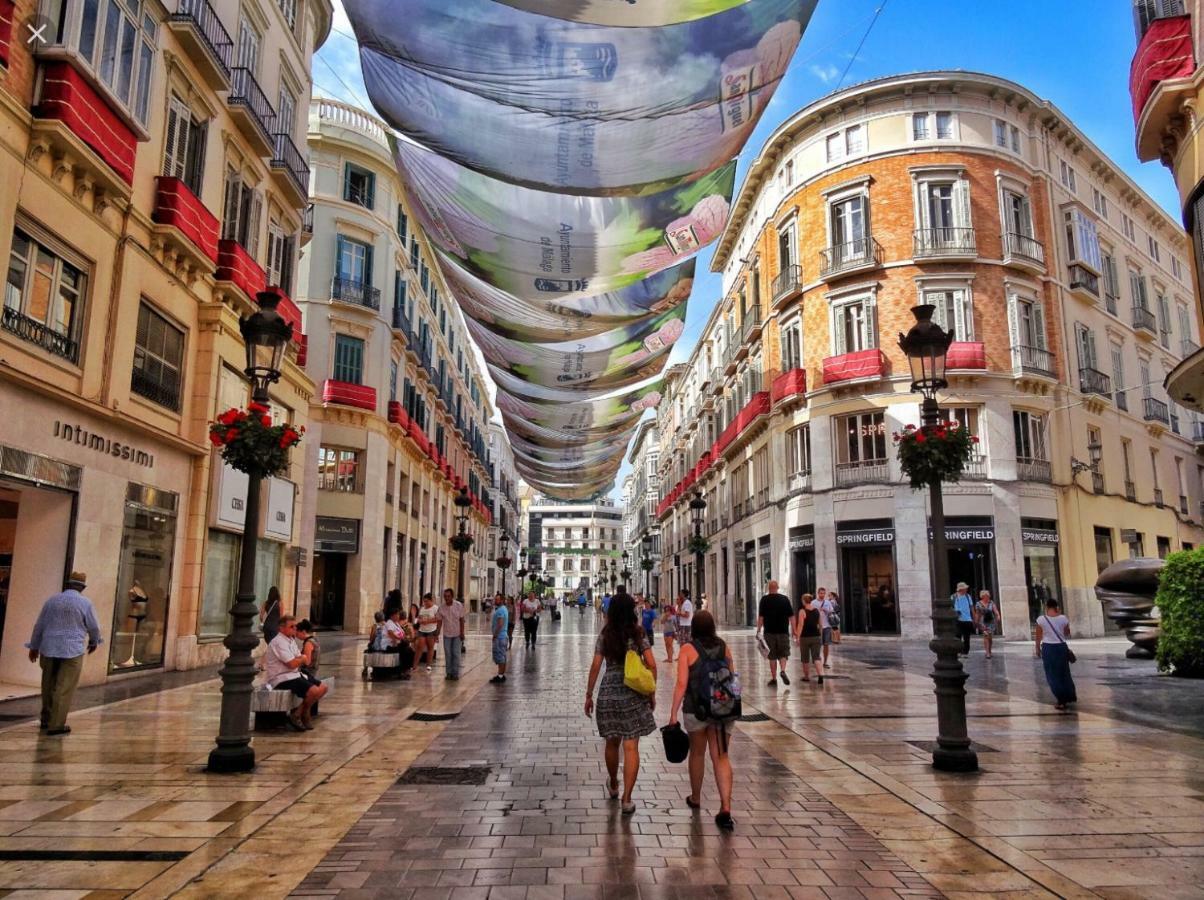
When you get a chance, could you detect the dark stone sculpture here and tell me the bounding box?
[1095,558,1164,659]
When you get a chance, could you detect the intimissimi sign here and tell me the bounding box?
[53,421,154,468]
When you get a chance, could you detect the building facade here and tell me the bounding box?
[526,496,625,599]
[484,422,521,599]
[297,98,494,632]
[1131,1,1204,413]
[656,71,1204,638]
[0,0,331,687]
[623,418,661,598]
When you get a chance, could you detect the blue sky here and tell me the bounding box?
[313,1,1179,500]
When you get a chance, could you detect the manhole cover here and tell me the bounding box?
[408,711,460,722]
[397,766,491,786]
[739,713,770,722]
[906,740,998,753]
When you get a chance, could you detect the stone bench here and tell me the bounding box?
[251,676,335,730]
[364,651,406,680]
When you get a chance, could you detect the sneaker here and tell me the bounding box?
[426,665,433,673]
[779,672,790,686]
[824,662,831,668]
[767,677,777,687]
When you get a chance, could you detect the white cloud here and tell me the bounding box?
[809,63,840,85]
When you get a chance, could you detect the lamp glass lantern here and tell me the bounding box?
[241,292,293,399]
[897,304,954,401]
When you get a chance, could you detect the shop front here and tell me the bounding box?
[788,525,815,601]
[312,516,360,628]
[1021,518,1062,625]
[836,519,898,634]
[932,515,1000,635]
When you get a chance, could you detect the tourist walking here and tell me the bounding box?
[490,594,509,684]
[438,588,467,680]
[661,596,678,662]
[506,596,517,648]
[584,591,657,816]
[974,590,999,658]
[26,572,102,736]
[416,593,440,671]
[641,598,658,644]
[756,579,793,687]
[668,610,738,830]
[1035,601,1077,710]
[677,590,694,644]
[952,582,974,655]
[794,593,824,684]
[521,591,541,649]
[815,588,837,668]
[260,585,284,643]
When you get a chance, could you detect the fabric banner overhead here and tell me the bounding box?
[440,260,694,343]
[394,135,734,299]
[493,1,752,27]
[494,380,662,431]
[347,0,814,193]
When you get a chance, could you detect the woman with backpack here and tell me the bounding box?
[974,590,999,658]
[584,591,657,816]
[667,610,738,830]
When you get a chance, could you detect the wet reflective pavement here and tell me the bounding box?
[0,610,1199,898]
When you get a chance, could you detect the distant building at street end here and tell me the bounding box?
[525,496,625,599]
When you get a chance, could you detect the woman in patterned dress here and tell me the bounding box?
[584,590,657,816]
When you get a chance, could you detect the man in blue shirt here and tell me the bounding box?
[951,582,974,656]
[27,572,103,735]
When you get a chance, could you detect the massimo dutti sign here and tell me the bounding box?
[54,421,154,468]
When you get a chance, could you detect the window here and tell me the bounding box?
[831,293,875,354]
[1148,235,1161,263]
[47,0,157,125]
[1075,322,1099,371]
[409,238,420,269]
[1111,343,1128,410]
[1059,159,1077,192]
[825,132,841,162]
[1003,189,1035,238]
[835,411,887,465]
[826,125,864,162]
[1009,294,1047,350]
[994,119,1021,152]
[265,224,295,296]
[335,235,372,286]
[1172,256,1182,280]
[1156,293,1173,347]
[278,0,298,30]
[3,226,86,363]
[317,447,360,492]
[1094,527,1114,574]
[1102,251,1121,313]
[1064,208,1102,270]
[131,302,184,411]
[925,287,973,341]
[1092,188,1109,219]
[221,168,262,257]
[397,206,408,244]
[1179,303,1194,350]
[332,334,364,384]
[935,111,955,139]
[1122,213,1136,241]
[829,194,867,252]
[343,163,375,209]
[163,94,206,195]
[1013,410,1047,461]
[945,406,982,442]
[912,112,929,140]
[236,14,260,72]
[1129,269,1150,310]
[777,222,796,274]
[786,424,811,475]
[389,359,398,403]
[277,82,298,136]
[781,320,802,370]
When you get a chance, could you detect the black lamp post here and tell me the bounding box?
[609,558,617,591]
[689,490,707,605]
[899,304,978,773]
[641,533,653,598]
[209,291,292,774]
[453,487,472,602]
[621,550,631,592]
[496,533,511,599]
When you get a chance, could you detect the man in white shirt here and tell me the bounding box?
[438,588,467,680]
[676,590,694,644]
[265,616,326,731]
[520,591,541,650]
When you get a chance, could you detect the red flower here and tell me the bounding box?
[905,423,916,431]
[915,432,926,443]
[260,416,273,428]
[208,431,225,446]
[225,428,238,442]
[935,429,947,439]
[971,436,980,444]
[217,409,239,426]
[236,411,249,421]
[248,402,269,414]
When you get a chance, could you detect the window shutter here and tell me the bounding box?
[364,244,374,286]
[185,119,206,195]
[1006,294,1020,368]
[365,173,376,210]
[221,171,241,241]
[955,179,972,228]
[247,192,263,259]
[953,291,968,341]
[163,97,182,178]
[833,306,847,355]
[1033,299,1047,349]
[865,298,878,349]
[343,164,352,202]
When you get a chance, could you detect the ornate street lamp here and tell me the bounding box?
[641,533,654,598]
[621,550,631,592]
[209,292,293,774]
[899,304,978,773]
[517,547,528,598]
[689,491,707,606]
[496,533,512,599]
[451,488,473,602]
[609,558,617,591]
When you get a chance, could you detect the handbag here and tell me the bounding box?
[661,722,689,763]
[623,648,656,695]
[1042,615,1076,663]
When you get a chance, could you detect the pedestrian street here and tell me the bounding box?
[0,611,1200,898]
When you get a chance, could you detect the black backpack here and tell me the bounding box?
[686,641,742,722]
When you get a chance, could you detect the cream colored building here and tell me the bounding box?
[0,0,332,686]
[527,496,625,598]
[297,98,495,630]
[484,422,521,599]
[623,418,661,597]
[656,71,1204,638]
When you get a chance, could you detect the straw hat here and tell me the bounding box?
[66,572,87,586]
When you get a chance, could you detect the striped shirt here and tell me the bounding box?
[26,590,103,659]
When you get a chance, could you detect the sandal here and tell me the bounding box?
[715,811,734,830]
[685,796,701,810]
[285,713,305,732]
[621,802,636,816]
[607,780,620,800]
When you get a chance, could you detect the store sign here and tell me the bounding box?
[929,527,995,542]
[789,527,814,551]
[1022,528,1060,545]
[836,528,895,547]
[215,463,248,530]
[315,517,360,554]
[53,421,154,468]
[265,477,296,541]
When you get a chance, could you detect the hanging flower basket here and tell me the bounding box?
[496,555,512,570]
[208,402,303,478]
[450,533,475,553]
[893,422,977,490]
[687,534,711,555]
[640,557,655,571]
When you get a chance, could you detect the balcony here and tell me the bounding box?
[1132,305,1158,338]
[1012,344,1055,378]
[301,203,314,245]
[722,340,739,376]
[914,226,976,259]
[1017,457,1052,483]
[332,277,381,310]
[387,400,409,429]
[742,304,763,345]
[1,306,79,364]
[772,264,802,307]
[835,459,890,487]
[270,133,310,206]
[151,177,220,275]
[788,470,812,494]
[1067,264,1101,303]
[770,368,807,405]
[1131,5,1194,161]
[822,349,886,385]
[1003,231,1046,270]
[946,341,986,371]
[215,239,267,301]
[820,237,882,280]
[166,0,232,91]
[1126,480,1137,501]
[1143,396,1170,425]
[227,68,277,157]
[962,453,987,480]
[322,380,375,411]
[1079,366,1112,398]
[392,306,411,337]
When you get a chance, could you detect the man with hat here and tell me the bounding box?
[26,572,103,735]
[951,581,974,656]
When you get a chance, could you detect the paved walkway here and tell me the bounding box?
[0,611,1198,898]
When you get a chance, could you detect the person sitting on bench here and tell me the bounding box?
[266,615,326,731]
